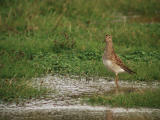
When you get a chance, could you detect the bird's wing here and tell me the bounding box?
[112,52,136,74]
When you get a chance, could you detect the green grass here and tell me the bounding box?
[0,0,160,102]
[84,88,160,108]
[0,78,47,102]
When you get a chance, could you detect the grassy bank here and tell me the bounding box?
[0,0,160,102]
[84,88,160,108]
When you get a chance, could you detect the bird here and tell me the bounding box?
[102,34,135,88]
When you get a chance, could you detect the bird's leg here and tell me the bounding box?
[115,73,119,89]
[114,73,119,94]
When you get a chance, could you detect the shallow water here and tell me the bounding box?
[1,105,160,120]
[0,75,160,120]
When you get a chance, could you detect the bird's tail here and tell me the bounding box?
[126,68,136,74]
[122,65,136,74]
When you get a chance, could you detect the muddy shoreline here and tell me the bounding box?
[0,75,160,120]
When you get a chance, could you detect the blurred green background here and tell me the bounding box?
[0,0,160,101]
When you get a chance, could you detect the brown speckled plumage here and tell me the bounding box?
[103,34,135,88]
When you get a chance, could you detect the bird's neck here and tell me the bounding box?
[104,41,114,59]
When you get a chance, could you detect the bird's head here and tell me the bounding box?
[105,34,112,42]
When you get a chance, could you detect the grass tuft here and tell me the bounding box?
[85,88,160,108]
[0,78,47,102]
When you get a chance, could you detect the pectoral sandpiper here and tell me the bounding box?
[103,34,135,88]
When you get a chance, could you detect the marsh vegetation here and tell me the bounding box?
[0,0,160,104]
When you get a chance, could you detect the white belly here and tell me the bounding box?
[103,59,125,74]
